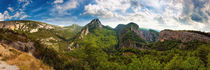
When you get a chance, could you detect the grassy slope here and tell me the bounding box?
[0,43,53,70]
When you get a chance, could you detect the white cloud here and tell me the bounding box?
[140,0,162,9]
[84,0,131,18]
[3,11,12,19]
[201,1,210,23]
[84,4,118,18]
[94,0,131,12]
[13,12,22,18]
[0,0,31,21]
[83,0,210,32]
[52,0,78,15]
[0,13,4,21]
[54,0,64,4]
[18,0,32,8]
[20,15,29,19]
[62,0,77,10]
[7,7,14,12]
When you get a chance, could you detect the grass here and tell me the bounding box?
[0,43,53,70]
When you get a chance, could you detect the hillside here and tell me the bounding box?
[159,29,210,43]
[139,28,160,42]
[115,22,159,49]
[0,19,209,70]
[115,23,146,49]
[0,43,52,70]
[0,20,82,51]
[68,19,118,50]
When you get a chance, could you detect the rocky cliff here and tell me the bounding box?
[159,29,210,43]
[115,22,160,49]
[115,22,146,49]
[139,29,159,42]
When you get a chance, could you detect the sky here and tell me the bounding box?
[0,0,209,32]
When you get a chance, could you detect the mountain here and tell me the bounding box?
[0,20,56,33]
[0,28,54,70]
[159,29,210,43]
[0,19,210,70]
[68,19,118,50]
[0,43,52,70]
[115,22,146,49]
[139,28,160,42]
[0,20,82,51]
[115,22,160,49]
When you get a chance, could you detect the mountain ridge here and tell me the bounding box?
[0,19,210,70]
[68,19,118,50]
[159,29,210,43]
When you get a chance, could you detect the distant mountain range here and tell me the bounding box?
[0,19,210,50]
[0,19,210,70]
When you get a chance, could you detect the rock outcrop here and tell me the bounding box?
[115,22,146,49]
[139,29,159,42]
[0,29,35,53]
[0,20,54,33]
[115,22,160,49]
[159,29,210,43]
[76,18,103,39]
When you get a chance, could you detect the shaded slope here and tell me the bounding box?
[115,22,146,49]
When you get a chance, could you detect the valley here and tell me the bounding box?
[0,19,209,70]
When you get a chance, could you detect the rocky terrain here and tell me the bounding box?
[115,23,146,49]
[159,29,210,43]
[139,29,159,42]
[0,20,55,33]
[0,43,52,70]
[0,20,82,51]
[115,22,159,49]
[0,19,210,70]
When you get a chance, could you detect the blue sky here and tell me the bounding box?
[0,0,209,32]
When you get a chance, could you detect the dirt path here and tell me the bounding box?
[0,57,19,70]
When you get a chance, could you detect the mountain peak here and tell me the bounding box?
[76,19,103,40]
[87,18,103,28]
[127,22,139,29]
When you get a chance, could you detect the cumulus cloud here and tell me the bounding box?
[181,0,210,23]
[20,15,29,19]
[83,0,210,32]
[84,4,122,18]
[84,0,131,18]
[7,7,14,12]
[52,0,78,15]
[18,0,32,8]
[0,0,31,21]
[0,13,4,21]
[54,0,64,4]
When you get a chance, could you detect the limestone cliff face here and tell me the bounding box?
[78,18,102,39]
[115,22,160,49]
[0,20,54,33]
[139,29,159,42]
[115,22,146,49]
[159,29,210,43]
